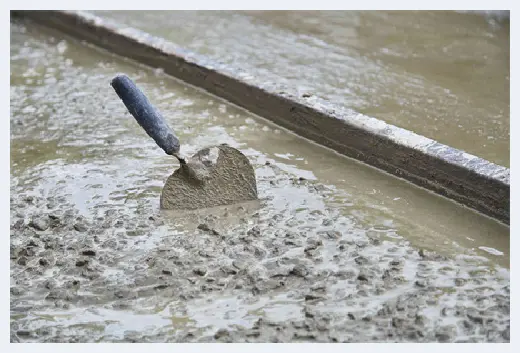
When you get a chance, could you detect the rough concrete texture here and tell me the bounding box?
[10,20,509,343]
[9,170,510,343]
[160,144,258,210]
[14,10,509,224]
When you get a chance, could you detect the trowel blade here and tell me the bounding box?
[161,144,258,210]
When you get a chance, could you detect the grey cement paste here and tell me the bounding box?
[160,144,258,210]
[10,20,510,343]
[16,10,509,224]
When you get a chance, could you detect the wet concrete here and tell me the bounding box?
[10,20,509,343]
[16,10,509,224]
[91,10,510,167]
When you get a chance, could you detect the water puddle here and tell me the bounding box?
[92,10,510,167]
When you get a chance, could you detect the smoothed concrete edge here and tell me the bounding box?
[13,10,510,225]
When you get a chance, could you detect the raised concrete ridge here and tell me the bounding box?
[13,10,510,225]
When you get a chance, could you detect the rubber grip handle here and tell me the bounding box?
[111,74,180,156]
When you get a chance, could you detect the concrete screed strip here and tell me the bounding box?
[13,10,510,225]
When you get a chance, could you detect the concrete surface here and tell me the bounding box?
[13,10,510,224]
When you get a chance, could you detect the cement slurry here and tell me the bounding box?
[93,10,510,167]
[10,20,509,343]
[16,10,508,224]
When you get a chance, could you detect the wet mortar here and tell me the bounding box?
[92,10,510,167]
[10,20,509,343]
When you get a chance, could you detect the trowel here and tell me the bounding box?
[110,74,258,210]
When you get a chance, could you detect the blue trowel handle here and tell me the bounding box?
[111,74,182,159]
